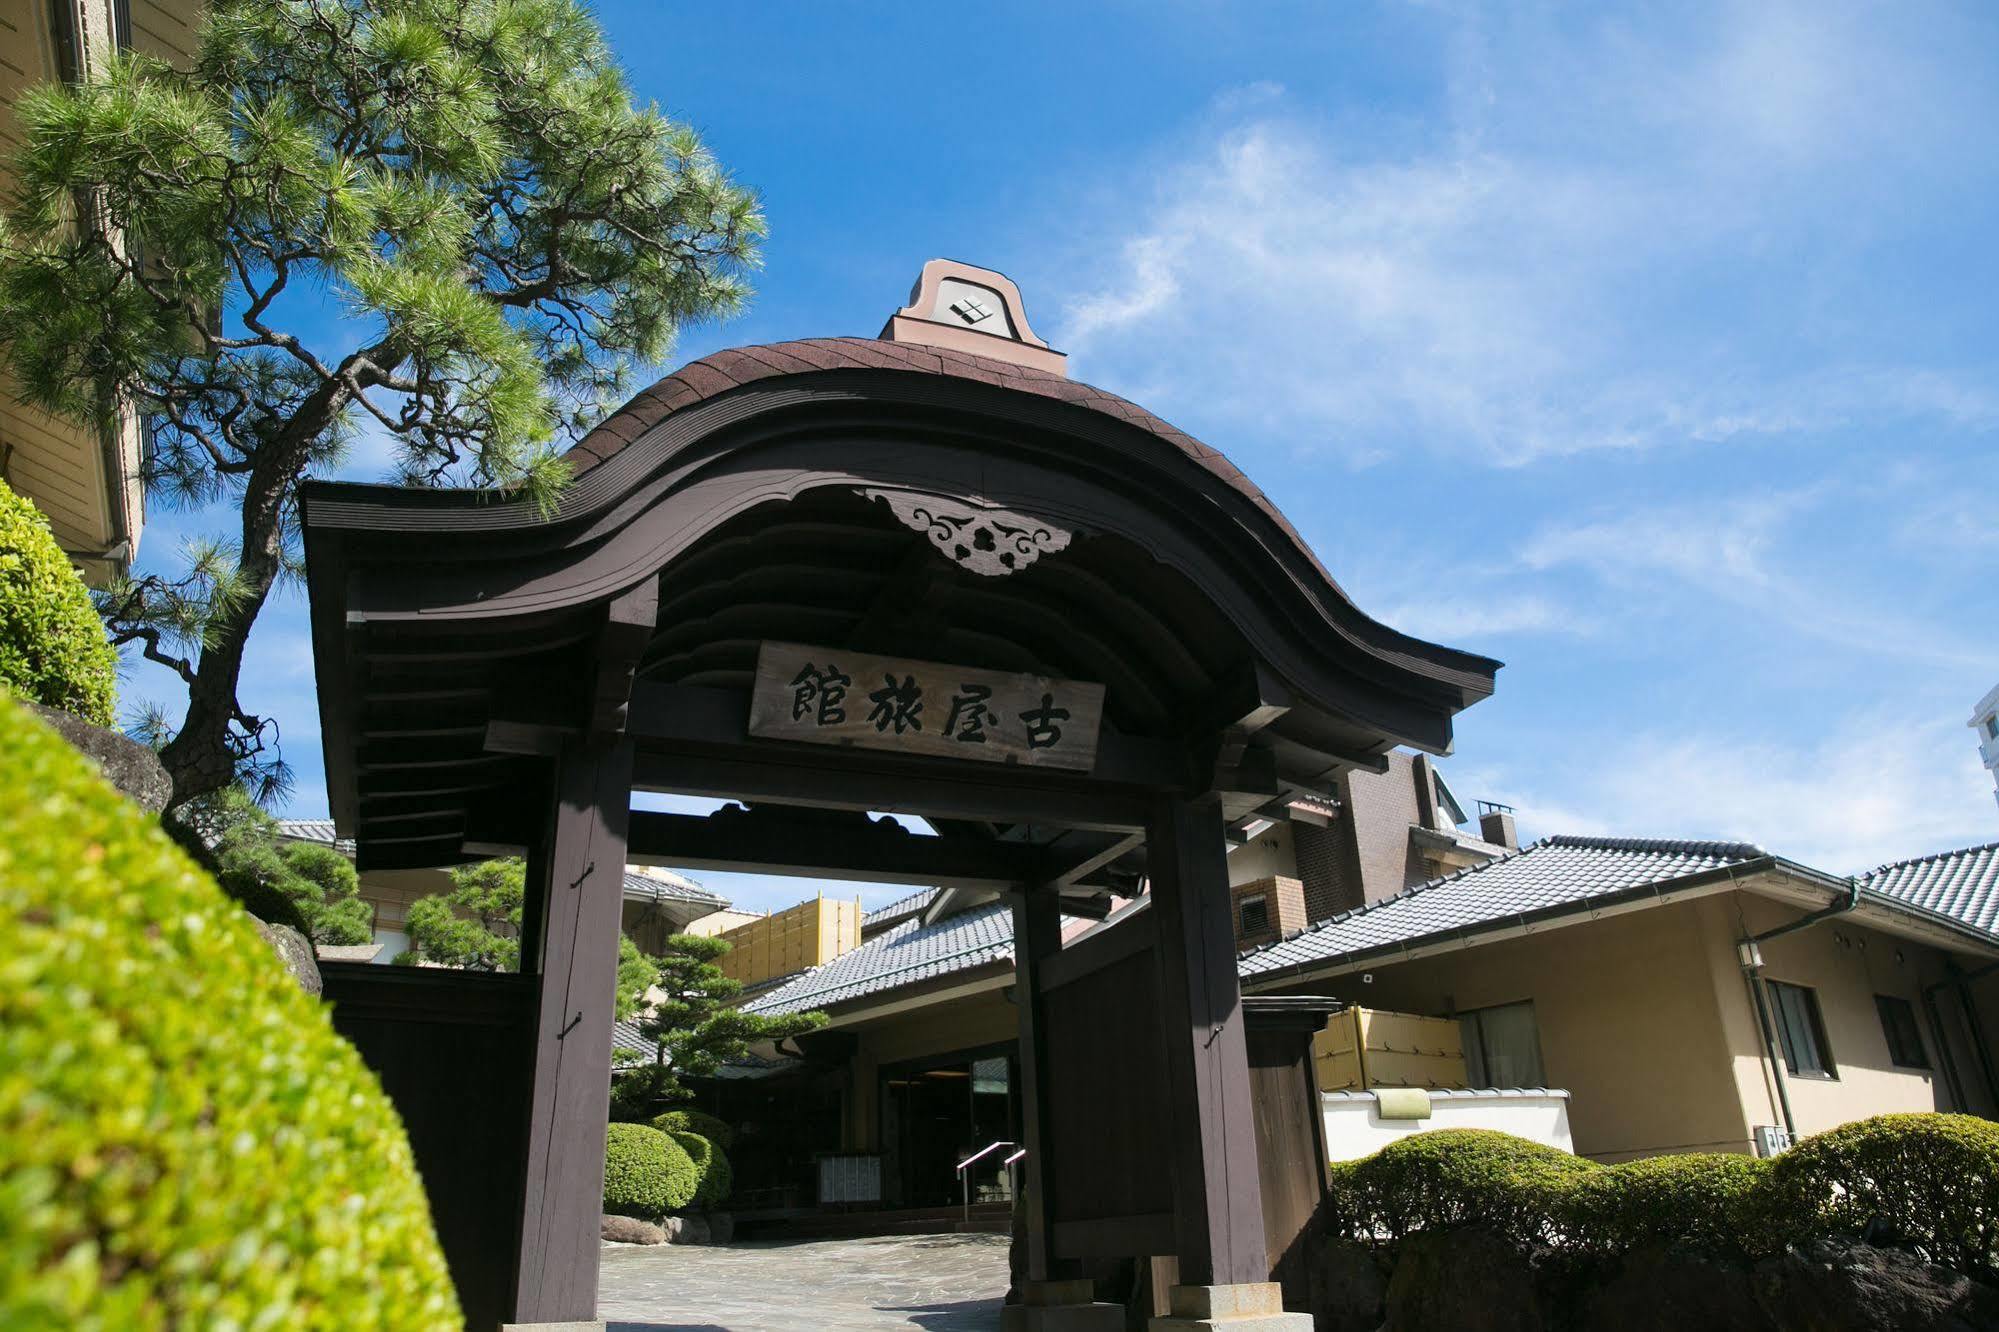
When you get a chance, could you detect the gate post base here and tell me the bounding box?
[1002,1279,1126,1331]
[1149,1283,1312,1330]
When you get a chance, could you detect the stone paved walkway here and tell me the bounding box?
[599,1232,1009,1331]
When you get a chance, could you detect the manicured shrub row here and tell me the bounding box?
[653,1106,736,1150]
[665,1130,733,1208]
[603,1123,699,1218]
[0,696,461,1329]
[1326,1115,1999,1275]
[0,477,117,725]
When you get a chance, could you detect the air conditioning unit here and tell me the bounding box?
[1754,1125,1794,1158]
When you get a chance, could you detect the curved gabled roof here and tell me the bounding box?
[302,330,1501,865]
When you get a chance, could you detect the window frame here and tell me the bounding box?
[1767,979,1837,1080]
[1873,993,1930,1070]
[1237,892,1270,937]
[1458,999,1547,1090]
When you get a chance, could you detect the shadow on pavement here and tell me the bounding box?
[876,1298,1004,1330]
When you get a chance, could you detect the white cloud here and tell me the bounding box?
[1373,592,1570,643]
[1051,4,1997,466]
[1487,709,1996,874]
[1517,493,1989,670]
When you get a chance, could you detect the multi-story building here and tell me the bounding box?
[1972,683,1999,814]
[1,0,203,583]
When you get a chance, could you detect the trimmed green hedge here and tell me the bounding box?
[603,1122,698,1219]
[1767,1112,1999,1275]
[0,695,460,1328]
[666,1130,733,1208]
[1327,1115,1999,1274]
[0,477,117,725]
[652,1107,736,1150]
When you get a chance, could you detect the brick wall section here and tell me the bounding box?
[1340,752,1429,904]
[1231,875,1307,948]
[1294,822,1355,922]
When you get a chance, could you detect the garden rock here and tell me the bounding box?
[669,1214,712,1245]
[1578,1246,1774,1332]
[1385,1228,1548,1331]
[254,920,323,996]
[1309,1239,1389,1332]
[1754,1242,1999,1332]
[601,1214,666,1245]
[24,700,170,812]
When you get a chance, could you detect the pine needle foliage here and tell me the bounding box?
[0,0,762,809]
[615,932,824,1116]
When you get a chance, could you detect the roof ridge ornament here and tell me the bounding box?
[878,259,1068,376]
[861,487,1074,577]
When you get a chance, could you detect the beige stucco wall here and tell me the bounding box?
[0,0,201,580]
[1718,895,1964,1135]
[1228,823,1299,887]
[1255,889,1983,1162]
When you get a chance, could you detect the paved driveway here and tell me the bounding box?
[600,1232,1009,1331]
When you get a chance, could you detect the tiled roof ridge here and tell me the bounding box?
[1858,839,1999,882]
[1236,832,1767,962]
[744,905,1014,1013]
[1543,833,1768,859]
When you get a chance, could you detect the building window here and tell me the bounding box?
[1237,893,1270,937]
[1986,716,1999,741]
[1768,980,1836,1078]
[1874,995,1929,1069]
[1460,1000,1545,1089]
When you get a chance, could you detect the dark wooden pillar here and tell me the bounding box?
[1148,792,1269,1288]
[512,734,633,1323]
[1010,886,1072,1284]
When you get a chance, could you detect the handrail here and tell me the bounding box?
[955,1139,1023,1226]
[955,1139,1016,1173]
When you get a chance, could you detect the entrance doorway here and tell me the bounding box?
[880,1048,1017,1208]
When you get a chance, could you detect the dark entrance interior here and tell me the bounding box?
[880,1047,1018,1208]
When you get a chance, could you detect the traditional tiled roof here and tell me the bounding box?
[621,869,725,908]
[743,899,1016,1017]
[277,819,351,852]
[862,887,939,931]
[559,337,1347,598]
[1238,835,1769,982]
[1859,842,1999,936]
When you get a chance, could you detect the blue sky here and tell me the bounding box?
[128,1,1999,911]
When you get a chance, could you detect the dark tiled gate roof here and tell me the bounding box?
[560,336,1341,590]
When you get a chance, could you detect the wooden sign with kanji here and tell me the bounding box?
[747,641,1106,772]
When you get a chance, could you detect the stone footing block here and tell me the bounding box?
[501,1322,605,1332]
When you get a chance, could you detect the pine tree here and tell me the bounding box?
[399,856,657,1020]
[0,0,760,808]
[615,932,824,1117]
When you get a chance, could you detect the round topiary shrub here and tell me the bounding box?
[1564,1152,1771,1258]
[602,1122,698,1219]
[652,1107,736,1150]
[665,1130,734,1208]
[1331,1128,1599,1247]
[0,477,117,725]
[1770,1112,1999,1276]
[0,695,460,1328]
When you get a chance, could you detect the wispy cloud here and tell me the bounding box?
[1053,3,1998,466]
[1518,492,1989,669]
[1480,708,1995,874]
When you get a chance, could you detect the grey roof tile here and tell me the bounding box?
[1237,834,1767,980]
[744,899,1016,1016]
[621,869,726,908]
[1859,842,1999,936]
[863,887,939,929]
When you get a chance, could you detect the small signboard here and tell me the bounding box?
[748,641,1105,772]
